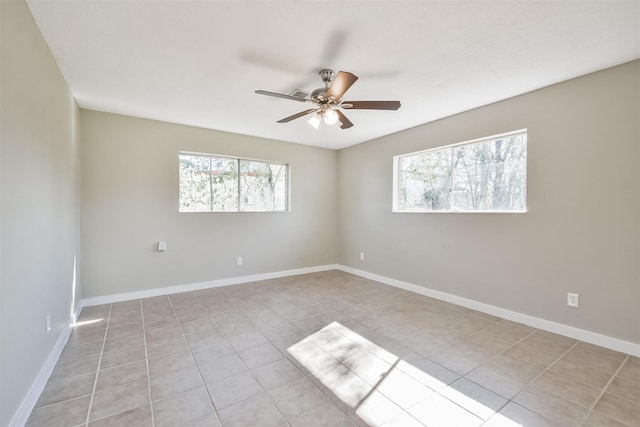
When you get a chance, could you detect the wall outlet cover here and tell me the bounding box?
[567,293,579,308]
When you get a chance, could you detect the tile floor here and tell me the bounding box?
[26,270,639,426]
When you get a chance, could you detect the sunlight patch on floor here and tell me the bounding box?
[72,318,104,327]
[288,321,522,427]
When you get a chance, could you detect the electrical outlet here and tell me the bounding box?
[360,252,365,261]
[46,315,52,334]
[567,293,579,308]
[237,257,243,266]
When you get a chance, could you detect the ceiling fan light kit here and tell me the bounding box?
[255,69,401,130]
[323,108,339,125]
[307,112,322,130]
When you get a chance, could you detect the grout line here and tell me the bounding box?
[285,317,398,421]
[140,299,156,427]
[236,293,328,421]
[333,304,559,423]
[462,328,542,419]
[83,305,112,426]
[494,340,581,423]
[218,293,320,425]
[577,354,629,427]
[197,283,351,425]
[464,339,581,426]
[167,293,231,425]
[49,271,637,427]
[224,329,293,426]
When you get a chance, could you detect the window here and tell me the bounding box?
[179,152,288,212]
[393,130,527,212]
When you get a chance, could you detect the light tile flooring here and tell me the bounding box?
[27,271,639,427]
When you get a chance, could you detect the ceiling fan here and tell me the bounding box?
[255,69,401,130]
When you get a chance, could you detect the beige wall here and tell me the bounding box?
[338,61,640,344]
[80,110,338,298]
[1,2,636,421]
[0,1,82,425]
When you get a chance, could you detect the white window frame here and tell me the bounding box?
[392,129,527,213]
[179,151,290,213]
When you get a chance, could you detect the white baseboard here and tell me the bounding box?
[82,264,340,307]
[338,265,640,357]
[18,264,636,427]
[9,305,82,427]
[80,263,639,357]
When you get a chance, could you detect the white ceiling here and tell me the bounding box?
[26,1,640,150]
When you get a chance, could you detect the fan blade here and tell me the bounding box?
[342,101,401,110]
[336,110,353,129]
[326,71,358,100]
[277,109,318,123]
[255,90,311,103]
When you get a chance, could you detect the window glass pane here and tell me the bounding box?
[394,131,527,212]
[499,134,527,210]
[452,141,493,211]
[239,160,288,212]
[179,154,238,212]
[398,148,452,211]
[452,134,527,211]
[179,153,288,213]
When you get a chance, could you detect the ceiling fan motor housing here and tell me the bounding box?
[311,69,336,103]
[311,87,328,102]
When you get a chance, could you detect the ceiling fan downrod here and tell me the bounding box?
[319,69,335,86]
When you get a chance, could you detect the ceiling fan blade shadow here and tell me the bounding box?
[240,52,306,75]
[277,109,318,123]
[291,29,350,91]
[355,70,399,80]
[319,28,349,68]
[326,71,358,100]
[336,110,354,129]
[255,90,312,103]
[342,101,401,110]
